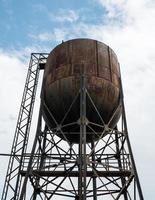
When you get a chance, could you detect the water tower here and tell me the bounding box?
[1,39,144,199]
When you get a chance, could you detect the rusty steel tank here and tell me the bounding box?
[42,39,121,143]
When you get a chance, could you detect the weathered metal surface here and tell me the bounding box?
[42,39,121,143]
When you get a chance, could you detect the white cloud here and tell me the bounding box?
[0,51,26,138]
[29,29,68,43]
[97,0,126,21]
[49,9,79,22]
[54,28,68,42]
[30,32,52,42]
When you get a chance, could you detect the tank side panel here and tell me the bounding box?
[97,42,111,81]
[43,39,121,143]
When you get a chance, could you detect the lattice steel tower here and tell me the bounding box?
[1,39,144,200]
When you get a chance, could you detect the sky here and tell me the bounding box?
[0,0,155,199]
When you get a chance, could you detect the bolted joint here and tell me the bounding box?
[77,117,89,125]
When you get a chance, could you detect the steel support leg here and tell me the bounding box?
[119,74,144,200]
[115,133,128,200]
[19,106,43,200]
[91,141,97,200]
[78,66,87,199]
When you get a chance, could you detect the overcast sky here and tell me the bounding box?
[0,0,155,199]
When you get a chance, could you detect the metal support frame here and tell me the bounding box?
[1,53,48,200]
[1,55,144,200]
[119,75,144,200]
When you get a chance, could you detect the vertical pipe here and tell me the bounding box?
[78,64,87,200]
